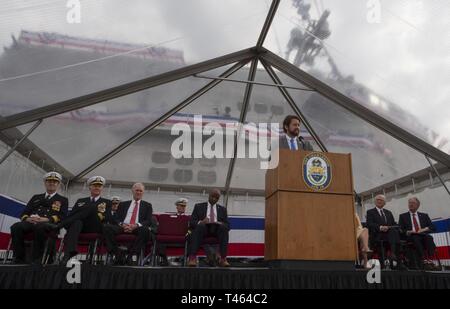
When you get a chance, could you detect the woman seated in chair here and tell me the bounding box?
[355,213,372,269]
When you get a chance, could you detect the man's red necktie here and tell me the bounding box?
[130,201,139,225]
[412,213,420,232]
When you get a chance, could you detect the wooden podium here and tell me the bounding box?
[265,149,357,269]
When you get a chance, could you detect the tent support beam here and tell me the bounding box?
[224,57,259,207]
[256,0,280,48]
[72,59,251,181]
[260,48,450,168]
[359,162,449,200]
[425,155,450,196]
[260,59,328,152]
[0,120,73,179]
[0,120,42,165]
[0,48,257,131]
[192,73,313,91]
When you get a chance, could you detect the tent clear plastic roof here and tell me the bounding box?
[0,0,449,205]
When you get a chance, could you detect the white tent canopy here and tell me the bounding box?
[0,0,449,218]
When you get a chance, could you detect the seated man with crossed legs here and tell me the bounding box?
[187,189,230,267]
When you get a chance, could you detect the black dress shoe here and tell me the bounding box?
[205,252,218,267]
[104,254,114,266]
[60,256,71,266]
[57,223,66,230]
[60,252,77,266]
[159,256,169,267]
[12,258,26,265]
[125,255,136,266]
[113,248,127,265]
[397,263,408,271]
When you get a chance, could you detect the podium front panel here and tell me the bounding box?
[265,149,357,263]
[265,191,357,261]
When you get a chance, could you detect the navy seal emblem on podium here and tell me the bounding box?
[302,152,332,191]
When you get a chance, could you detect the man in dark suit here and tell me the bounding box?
[187,189,230,267]
[399,197,436,268]
[109,196,121,223]
[57,176,112,265]
[10,172,68,264]
[103,183,153,265]
[366,194,403,268]
[279,115,313,151]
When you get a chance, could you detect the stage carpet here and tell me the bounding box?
[0,265,450,289]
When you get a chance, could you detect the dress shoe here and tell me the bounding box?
[423,262,435,271]
[60,252,77,266]
[113,248,127,265]
[105,254,114,266]
[159,256,169,267]
[397,262,408,271]
[187,257,197,267]
[12,258,26,265]
[31,259,43,266]
[205,253,218,267]
[125,254,135,266]
[219,258,230,267]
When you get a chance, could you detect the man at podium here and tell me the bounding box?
[279,115,313,151]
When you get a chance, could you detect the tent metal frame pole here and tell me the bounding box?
[193,74,313,91]
[224,57,259,207]
[261,60,364,199]
[260,59,328,153]
[256,0,280,48]
[0,119,42,165]
[425,155,450,196]
[73,60,251,181]
[260,49,450,168]
[0,48,257,131]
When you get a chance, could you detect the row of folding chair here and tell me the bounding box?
[3,213,219,266]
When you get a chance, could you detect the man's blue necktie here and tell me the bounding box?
[289,138,296,150]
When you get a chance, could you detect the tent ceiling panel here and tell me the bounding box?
[0,48,256,130]
[0,121,72,178]
[229,67,321,191]
[363,179,450,220]
[0,139,52,203]
[0,0,268,116]
[261,50,450,168]
[264,0,450,155]
[15,65,236,175]
[272,70,432,192]
[0,0,447,205]
[86,68,249,189]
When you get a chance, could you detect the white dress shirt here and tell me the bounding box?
[285,135,298,150]
[376,207,386,218]
[124,200,141,226]
[90,195,100,203]
[376,207,388,231]
[409,211,421,231]
[45,192,57,199]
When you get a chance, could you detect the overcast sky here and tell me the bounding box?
[0,0,449,152]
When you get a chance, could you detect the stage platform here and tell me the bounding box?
[0,265,449,289]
